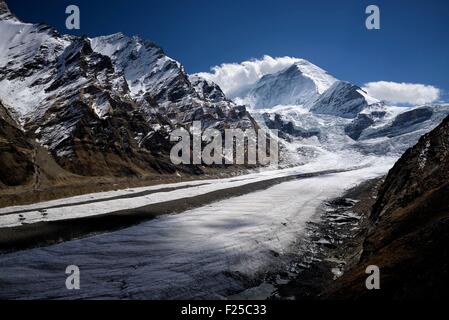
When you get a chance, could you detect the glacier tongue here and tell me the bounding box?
[0,161,396,300]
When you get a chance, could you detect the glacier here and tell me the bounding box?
[0,160,394,299]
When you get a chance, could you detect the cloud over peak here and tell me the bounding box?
[195,56,442,106]
[194,55,301,97]
[362,81,441,105]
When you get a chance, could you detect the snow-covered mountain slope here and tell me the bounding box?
[0,0,256,180]
[90,33,193,106]
[234,60,337,108]
[90,33,256,132]
[0,11,71,121]
[253,103,449,168]
[353,104,449,155]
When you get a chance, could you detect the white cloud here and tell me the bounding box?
[362,81,440,105]
[194,55,301,97]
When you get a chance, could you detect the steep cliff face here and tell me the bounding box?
[327,115,449,300]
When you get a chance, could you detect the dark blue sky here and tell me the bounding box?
[6,0,449,98]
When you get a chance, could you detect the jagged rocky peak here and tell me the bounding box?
[91,32,254,131]
[90,33,196,105]
[310,81,379,118]
[189,75,227,103]
[0,0,15,20]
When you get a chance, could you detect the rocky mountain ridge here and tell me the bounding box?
[0,0,256,186]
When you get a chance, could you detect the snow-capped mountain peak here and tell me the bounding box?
[234,59,337,109]
[225,57,384,120]
[292,59,337,94]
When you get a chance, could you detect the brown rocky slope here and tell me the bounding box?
[0,101,35,187]
[325,115,449,300]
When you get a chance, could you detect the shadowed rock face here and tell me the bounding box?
[0,102,34,187]
[345,114,375,140]
[262,113,320,140]
[310,81,368,119]
[363,107,434,140]
[391,107,433,128]
[326,115,449,300]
